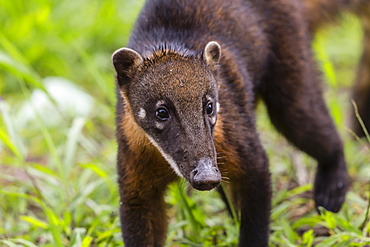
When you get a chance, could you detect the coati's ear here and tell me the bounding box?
[203,41,221,67]
[112,47,143,87]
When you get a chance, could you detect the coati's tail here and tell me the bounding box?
[303,0,370,137]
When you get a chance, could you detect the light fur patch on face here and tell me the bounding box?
[145,134,184,178]
[156,100,166,107]
[209,102,219,125]
[155,122,165,130]
[210,116,217,125]
[138,108,146,119]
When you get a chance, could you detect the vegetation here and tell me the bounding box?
[0,0,369,246]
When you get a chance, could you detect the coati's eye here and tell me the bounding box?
[206,102,214,115]
[156,107,169,120]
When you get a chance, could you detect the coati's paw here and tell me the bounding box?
[313,166,349,213]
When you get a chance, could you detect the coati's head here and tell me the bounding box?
[112,42,221,191]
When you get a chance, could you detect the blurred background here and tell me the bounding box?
[0,0,369,246]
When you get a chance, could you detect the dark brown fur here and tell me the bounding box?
[111,0,369,246]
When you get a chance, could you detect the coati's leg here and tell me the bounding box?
[261,55,349,212]
[117,149,173,246]
[231,141,271,246]
[118,181,168,246]
[216,120,271,246]
[262,66,349,213]
[260,5,349,212]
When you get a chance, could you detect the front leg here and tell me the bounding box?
[259,3,349,212]
[216,121,271,246]
[119,184,168,247]
[233,144,271,247]
[117,147,175,247]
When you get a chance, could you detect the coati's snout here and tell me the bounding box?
[112,41,222,191]
[190,157,221,191]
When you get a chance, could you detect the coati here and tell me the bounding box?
[112,0,369,246]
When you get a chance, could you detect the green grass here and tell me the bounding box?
[0,1,369,246]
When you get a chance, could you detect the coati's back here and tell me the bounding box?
[126,0,269,84]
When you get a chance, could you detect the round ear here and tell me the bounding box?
[203,41,221,67]
[112,47,143,86]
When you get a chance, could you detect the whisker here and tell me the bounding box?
[217,156,226,159]
[219,170,228,173]
[217,152,228,155]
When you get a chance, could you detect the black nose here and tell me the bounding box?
[190,158,221,191]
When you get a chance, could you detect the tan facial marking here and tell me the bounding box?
[138,108,146,119]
